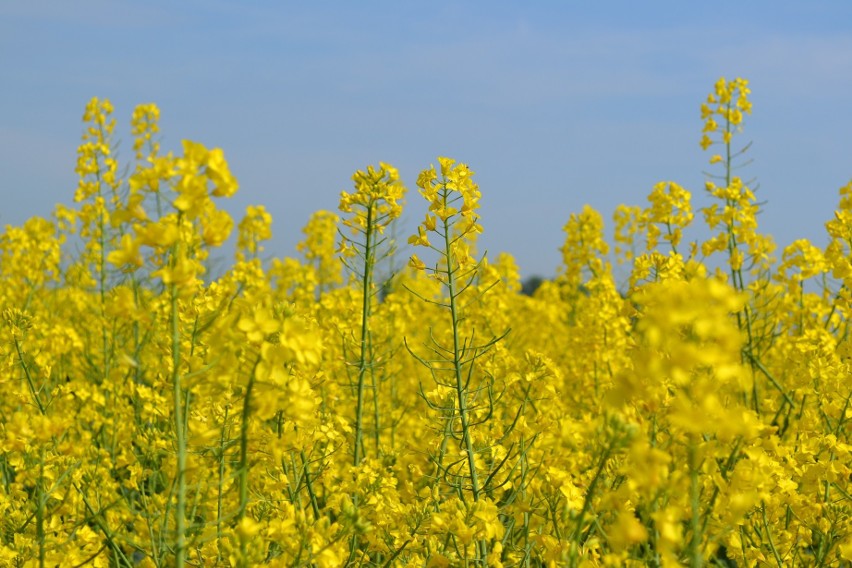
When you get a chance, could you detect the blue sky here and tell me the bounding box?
[3,1,852,278]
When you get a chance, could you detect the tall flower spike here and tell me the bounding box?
[337,163,406,468]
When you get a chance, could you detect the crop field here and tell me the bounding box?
[0,78,850,567]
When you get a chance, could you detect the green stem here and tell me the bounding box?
[37,451,45,568]
[569,440,613,566]
[354,202,375,466]
[217,406,229,565]
[170,276,187,567]
[14,337,45,414]
[94,150,110,386]
[688,443,703,568]
[239,358,260,521]
[440,197,488,566]
[235,358,259,568]
[299,450,321,521]
[442,213,481,503]
[761,502,784,567]
[370,342,381,455]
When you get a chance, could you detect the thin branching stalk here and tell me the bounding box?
[354,202,375,466]
[569,436,614,567]
[14,337,44,414]
[216,405,230,565]
[36,451,45,568]
[761,502,784,567]
[441,211,482,507]
[688,442,703,568]
[170,257,187,568]
[238,357,261,522]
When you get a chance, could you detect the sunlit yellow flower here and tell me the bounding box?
[107,233,143,270]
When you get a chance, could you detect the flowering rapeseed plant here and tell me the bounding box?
[0,80,850,568]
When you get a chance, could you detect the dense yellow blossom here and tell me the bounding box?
[0,82,849,568]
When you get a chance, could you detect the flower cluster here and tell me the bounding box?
[409,156,482,274]
[700,76,752,153]
[339,163,405,246]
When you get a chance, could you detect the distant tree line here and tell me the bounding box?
[521,275,545,296]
